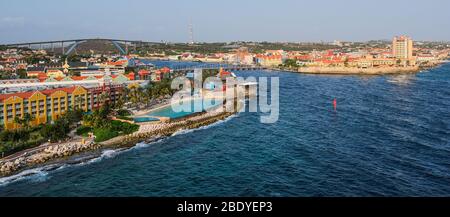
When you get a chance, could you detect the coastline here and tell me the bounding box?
[270,62,447,75]
[0,100,236,178]
[297,66,421,75]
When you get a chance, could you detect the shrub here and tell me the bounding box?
[111,120,139,134]
[117,109,131,117]
[116,116,133,121]
[76,126,92,137]
[93,128,118,143]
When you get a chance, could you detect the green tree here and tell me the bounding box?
[283,59,299,68]
[22,113,34,130]
[16,69,27,79]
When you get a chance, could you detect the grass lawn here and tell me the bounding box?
[92,120,139,143]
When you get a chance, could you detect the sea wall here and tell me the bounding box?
[0,141,100,176]
[0,108,235,177]
[297,66,421,75]
[100,110,234,147]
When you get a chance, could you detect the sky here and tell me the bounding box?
[0,0,449,44]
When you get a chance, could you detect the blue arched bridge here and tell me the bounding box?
[1,38,155,55]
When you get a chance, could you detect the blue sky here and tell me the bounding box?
[0,0,449,43]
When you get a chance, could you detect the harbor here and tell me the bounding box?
[2,63,450,196]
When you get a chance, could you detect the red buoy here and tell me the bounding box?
[333,98,337,111]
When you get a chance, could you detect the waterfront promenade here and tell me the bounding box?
[0,96,235,177]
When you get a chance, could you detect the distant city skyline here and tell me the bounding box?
[1,0,450,44]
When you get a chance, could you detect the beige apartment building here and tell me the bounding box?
[393,36,416,66]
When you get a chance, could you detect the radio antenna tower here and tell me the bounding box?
[189,18,195,45]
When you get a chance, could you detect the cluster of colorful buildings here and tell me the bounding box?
[209,36,450,68]
[136,66,171,81]
[1,35,449,130]
[0,50,178,130]
[292,37,448,68]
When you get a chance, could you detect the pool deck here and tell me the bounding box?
[132,91,225,117]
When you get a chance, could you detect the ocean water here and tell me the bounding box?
[1,63,450,196]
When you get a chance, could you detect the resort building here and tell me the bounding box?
[88,84,123,110]
[0,85,123,130]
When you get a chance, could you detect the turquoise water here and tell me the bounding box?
[135,98,222,120]
[1,62,450,196]
[133,117,160,123]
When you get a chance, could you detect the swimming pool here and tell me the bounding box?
[133,117,160,123]
[134,98,222,122]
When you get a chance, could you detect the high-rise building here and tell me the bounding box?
[392,36,413,60]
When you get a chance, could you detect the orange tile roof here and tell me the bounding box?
[107,60,128,66]
[138,69,150,75]
[160,67,171,73]
[0,92,35,101]
[37,72,48,79]
[0,86,81,102]
[71,76,88,81]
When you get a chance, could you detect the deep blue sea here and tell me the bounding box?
[1,61,450,196]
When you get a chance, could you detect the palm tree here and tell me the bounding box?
[128,86,141,108]
[115,94,125,109]
[141,91,151,108]
[98,92,109,107]
[22,113,33,130]
[13,116,21,128]
[12,113,33,130]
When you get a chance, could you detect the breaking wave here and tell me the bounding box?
[172,114,238,136]
[0,114,238,187]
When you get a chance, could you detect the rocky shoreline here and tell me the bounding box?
[271,63,446,75]
[0,141,101,176]
[101,109,235,148]
[0,106,236,177]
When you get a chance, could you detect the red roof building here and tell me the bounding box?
[128,72,135,80]
[160,67,171,73]
[138,69,150,80]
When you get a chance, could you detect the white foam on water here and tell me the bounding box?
[78,149,125,165]
[0,165,52,187]
[173,114,238,136]
[132,142,151,150]
[0,114,238,187]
